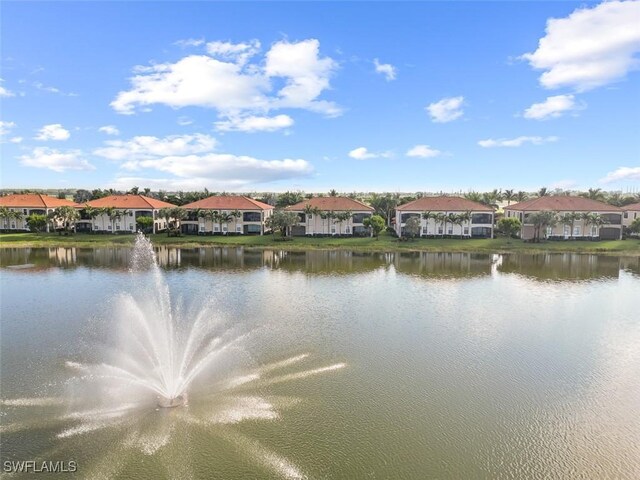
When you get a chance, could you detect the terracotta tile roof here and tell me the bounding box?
[623,202,640,211]
[0,193,81,208]
[285,196,374,212]
[505,196,621,212]
[396,196,493,212]
[86,195,176,209]
[181,195,273,210]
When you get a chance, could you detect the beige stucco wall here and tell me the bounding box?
[292,210,372,235]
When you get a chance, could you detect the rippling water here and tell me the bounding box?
[1,248,639,479]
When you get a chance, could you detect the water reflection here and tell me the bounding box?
[0,247,637,281]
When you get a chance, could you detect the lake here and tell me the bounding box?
[1,247,639,479]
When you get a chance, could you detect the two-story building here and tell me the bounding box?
[285,197,374,236]
[504,196,623,240]
[395,196,494,238]
[180,196,273,235]
[622,202,640,234]
[84,195,177,234]
[0,193,81,232]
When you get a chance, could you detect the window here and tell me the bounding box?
[199,225,205,232]
[401,213,419,222]
[352,213,371,223]
[11,223,16,229]
[346,226,350,234]
[448,227,453,235]
[129,211,133,216]
[243,212,261,222]
[591,226,598,236]
[222,226,227,232]
[129,225,134,230]
[298,213,306,222]
[94,225,99,230]
[116,224,121,230]
[308,214,313,220]
[108,225,112,230]
[236,225,241,232]
[423,227,428,234]
[471,213,492,224]
[546,227,552,236]
[573,226,580,236]
[624,212,628,218]
[564,225,570,237]
[23,209,28,215]
[438,227,443,234]
[214,226,220,232]
[463,227,469,235]
[331,227,336,234]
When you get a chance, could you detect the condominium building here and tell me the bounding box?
[83,195,177,234]
[285,197,374,236]
[180,196,273,235]
[0,193,81,231]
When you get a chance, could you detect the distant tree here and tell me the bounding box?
[73,189,92,204]
[559,212,581,239]
[136,215,154,233]
[582,188,605,202]
[537,187,549,197]
[334,211,351,235]
[529,211,557,242]
[26,213,48,232]
[503,189,515,205]
[515,191,528,203]
[363,214,385,239]
[57,191,67,200]
[369,193,399,227]
[129,186,140,195]
[628,217,640,235]
[497,217,522,238]
[464,191,483,203]
[403,216,421,239]
[328,189,338,197]
[48,206,80,235]
[276,191,304,208]
[265,210,299,238]
[143,187,151,196]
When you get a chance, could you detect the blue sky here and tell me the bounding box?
[1,1,639,193]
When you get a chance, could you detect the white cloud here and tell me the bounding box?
[599,166,640,184]
[206,39,261,66]
[32,81,78,97]
[174,38,205,48]
[0,121,16,136]
[10,137,23,144]
[426,96,464,123]
[348,147,392,160]
[265,39,341,116]
[373,58,397,81]
[214,114,294,132]
[35,123,70,141]
[0,78,14,97]
[111,38,341,120]
[478,136,559,148]
[95,132,313,189]
[19,147,94,172]
[406,144,442,158]
[98,125,120,136]
[523,94,582,120]
[521,1,640,91]
[94,133,216,161]
[177,116,193,126]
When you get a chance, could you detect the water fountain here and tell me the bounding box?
[2,232,346,478]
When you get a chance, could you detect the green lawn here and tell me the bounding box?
[1,231,639,255]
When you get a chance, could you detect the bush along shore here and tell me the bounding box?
[1,232,639,255]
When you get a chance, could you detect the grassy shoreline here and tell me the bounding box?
[1,232,639,256]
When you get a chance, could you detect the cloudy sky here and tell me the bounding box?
[1,1,639,192]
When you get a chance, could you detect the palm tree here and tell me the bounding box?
[0,207,12,230]
[503,189,515,206]
[464,191,482,203]
[583,188,605,202]
[582,212,606,239]
[421,211,433,236]
[229,209,242,233]
[459,210,471,237]
[537,187,549,197]
[303,203,314,235]
[559,212,581,239]
[434,213,447,238]
[529,211,558,242]
[335,211,351,235]
[516,191,528,203]
[328,189,338,197]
